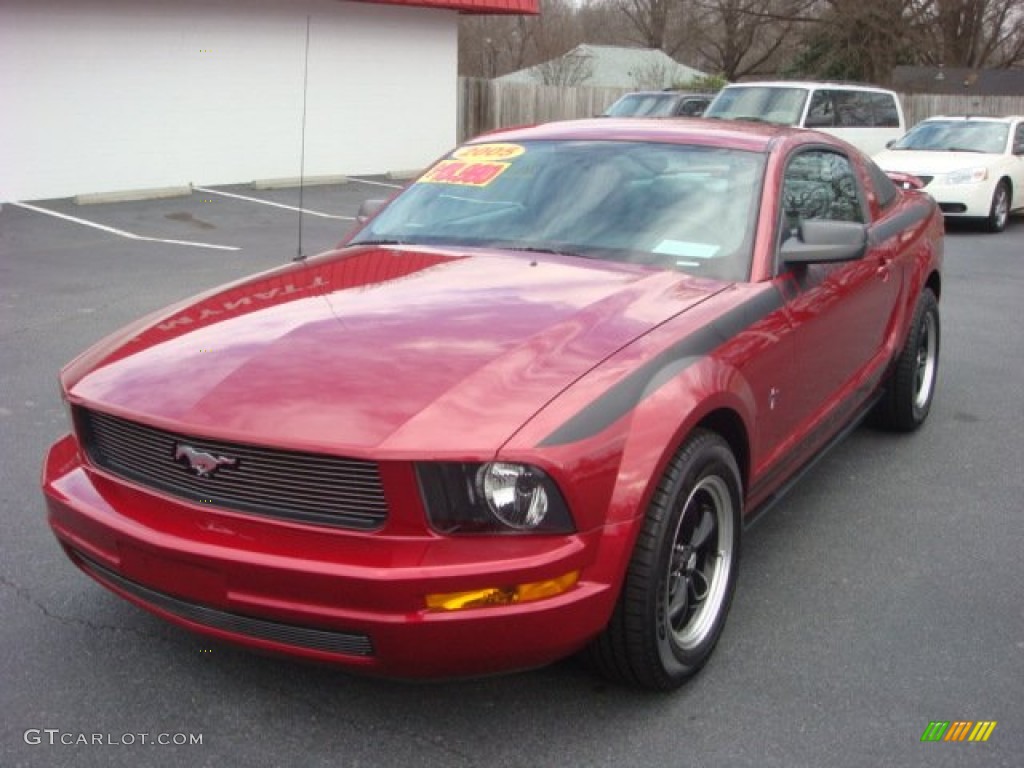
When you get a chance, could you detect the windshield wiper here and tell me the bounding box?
[348,238,412,247]
[506,245,588,258]
[944,147,986,153]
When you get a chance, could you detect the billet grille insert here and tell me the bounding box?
[76,408,388,530]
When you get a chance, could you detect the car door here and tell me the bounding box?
[777,147,902,441]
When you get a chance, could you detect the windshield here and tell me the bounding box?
[605,94,680,117]
[704,86,809,125]
[351,140,766,282]
[891,120,1009,153]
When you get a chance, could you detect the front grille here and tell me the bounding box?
[75,551,374,656]
[76,407,388,530]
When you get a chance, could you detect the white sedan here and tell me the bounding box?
[874,115,1024,232]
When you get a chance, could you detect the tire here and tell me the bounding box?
[986,181,1010,233]
[875,288,939,432]
[586,429,741,690]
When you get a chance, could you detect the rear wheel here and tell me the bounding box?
[875,288,939,431]
[586,430,741,690]
[986,181,1010,233]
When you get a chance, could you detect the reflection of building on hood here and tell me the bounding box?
[92,250,461,372]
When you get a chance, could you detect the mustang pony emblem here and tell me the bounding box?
[173,444,238,477]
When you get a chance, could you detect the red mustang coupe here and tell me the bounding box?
[43,120,943,690]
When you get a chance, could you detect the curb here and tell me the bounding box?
[386,169,423,181]
[251,175,349,190]
[74,186,193,205]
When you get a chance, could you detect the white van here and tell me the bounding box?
[703,81,906,156]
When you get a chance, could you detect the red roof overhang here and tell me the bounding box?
[350,0,538,14]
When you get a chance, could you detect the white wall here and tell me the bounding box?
[0,0,457,201]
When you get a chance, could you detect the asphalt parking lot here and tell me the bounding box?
[1,185,1022,768]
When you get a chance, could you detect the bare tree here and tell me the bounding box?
[534,49,596,85]
[917,0,1024,68]
[459,15,542,77]
[630,60,672,88]
[617,0,673,49]
[691,0,816,80]
[459,0,589,78]
[780,0,1024,82]
[459,0,1024,83]
[581,0,645,45]
[780,1,924,83]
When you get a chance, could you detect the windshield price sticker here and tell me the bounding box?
[452,143,526,161]
[418,144,527,187]
[418,159,510,187]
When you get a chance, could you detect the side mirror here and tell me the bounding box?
[885,139,897,149]
[782,220,867,265]
[357,199,388,224]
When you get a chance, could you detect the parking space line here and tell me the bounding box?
[10,202,240,251]
[193,186,354,220]
[347,177,404,190]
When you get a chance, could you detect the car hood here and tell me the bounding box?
[64,245,726,457]
[874,149,1001,175]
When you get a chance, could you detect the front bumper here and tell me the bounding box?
[43,434,620,678]
[922,179,995,218]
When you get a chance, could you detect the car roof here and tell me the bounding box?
[614,91,711,99]
[920,115,1023,123]
[470,117,810,153]
[721,80,898,95]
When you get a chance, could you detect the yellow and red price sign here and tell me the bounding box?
[419,160,509,187]
[418,143,526,187]
[451,143,526,161]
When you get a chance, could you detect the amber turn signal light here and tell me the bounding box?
[425,571,579,611]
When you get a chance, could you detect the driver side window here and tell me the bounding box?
[781,150,864,236]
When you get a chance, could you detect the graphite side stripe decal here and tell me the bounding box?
[540,287,784,447]
[869,201,932,245]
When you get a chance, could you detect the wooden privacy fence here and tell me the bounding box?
[457,77,1024,142]
[458,79,632,141]
[901,93,1024,128]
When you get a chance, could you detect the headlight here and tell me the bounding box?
[416,462,574,534]
[477,462,551,529]
[946,167,988,185]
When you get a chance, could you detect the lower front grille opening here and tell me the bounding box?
[74,551,375,657]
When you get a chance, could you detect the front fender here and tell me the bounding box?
[498,283,782,596]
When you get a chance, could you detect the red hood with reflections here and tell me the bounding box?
[63,246,726,457]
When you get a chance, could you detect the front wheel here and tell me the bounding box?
[585,430,741,690]
[986,181,1010,233]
